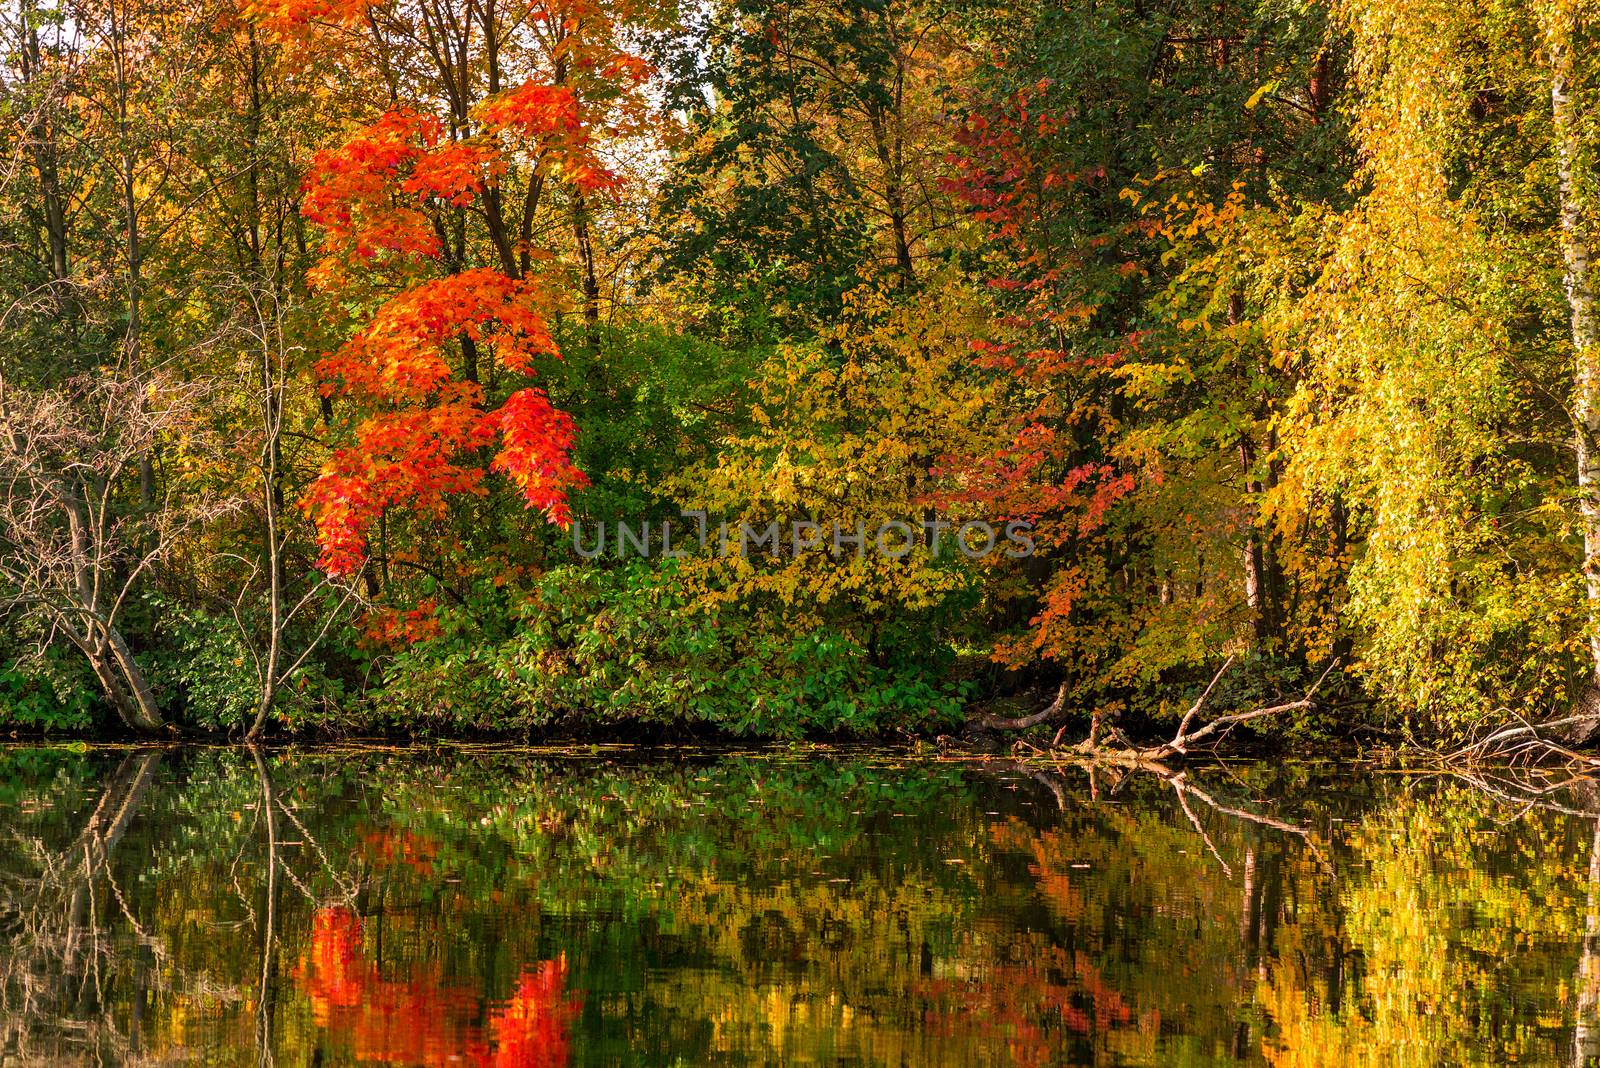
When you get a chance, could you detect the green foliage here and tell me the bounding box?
[145,598,260,730]
[144,595,350,733]
[367,563,968,737]
[0,646,96,732]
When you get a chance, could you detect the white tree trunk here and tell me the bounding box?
[1553,18,1600,709]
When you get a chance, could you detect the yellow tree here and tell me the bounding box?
[1267,0,1593,725]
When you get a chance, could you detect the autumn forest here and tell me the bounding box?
[1,0,1598,747]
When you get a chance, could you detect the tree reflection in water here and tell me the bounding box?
[1,748,1599,1065]
[296,905,575,1067]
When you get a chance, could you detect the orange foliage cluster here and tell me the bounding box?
[317,271,557,400]
[361,599,447,645]
[297,88,602,575]
[303,376,585,575]
[918,946,1136,1068]
[360,826,441,872]
[302,110,449,266]
[404,141,505,205]
[243,0,377,32]
[933,425,1130,541]
[943,80,1102,261]
[272,0,666,583]
[491,388,584,524]
[477,82,615,192]
[477,83,581,137]
[296,907,579,1068]
[302,388,491,576]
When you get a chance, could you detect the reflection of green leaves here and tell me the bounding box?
[381,755,980,909]
[2,752,1599,1067]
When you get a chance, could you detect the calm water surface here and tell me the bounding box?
[1,746,1597,1066]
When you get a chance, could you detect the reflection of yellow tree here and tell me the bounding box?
[1261,785,1595,1067]
[623,867,980,1064]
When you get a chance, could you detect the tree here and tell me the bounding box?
[226,280,363,740]
[265,0,664,588]
[937,0,1351,727]
[0,0,245,732]
[1267,0,1587,726]
[653,0,964,333]
[664,278,1008,703]
[0,370,228,731]
[1545,1,1600,726]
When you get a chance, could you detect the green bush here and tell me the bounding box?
[145,595,351,733]
[365,562,969,738]
[0,644,97,732]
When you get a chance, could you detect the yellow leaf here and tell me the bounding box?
[1245,80,1278,109]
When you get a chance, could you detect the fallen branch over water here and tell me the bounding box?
[1448,711,1600,769]
[983,657,1600,772]
[991,658,1338,764]
[974,679,1070,732]
[1137,659,1337,761]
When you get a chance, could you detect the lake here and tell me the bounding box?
[0,745,1595,1066]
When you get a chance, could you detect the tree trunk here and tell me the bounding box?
[67,621,163,735]
[247,360,283,743]
[102,625,166,733]
[1238,434,1280,643]
[252,748,281,1062]
[63,751,162,974]
[71,618,165,734]
[81,641,146,732]
[18,1,74,319]
[571,191,601,331]
[1576,817,1600,1068]
[1552,17,1600,743]
[865,104,915,288]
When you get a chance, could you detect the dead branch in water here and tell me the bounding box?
[984,657,1600,772]
[1447,710,1600,770]
[1000,658,1339,763]
[977,757,1324,878]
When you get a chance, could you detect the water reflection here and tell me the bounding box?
[1,747,1599,1065]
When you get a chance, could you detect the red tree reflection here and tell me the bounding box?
[295,906,579,1067]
